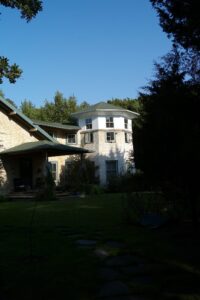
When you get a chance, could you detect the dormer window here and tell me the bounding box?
[86,118,92,129]
[106,117,114,128]
[124,118,128,129]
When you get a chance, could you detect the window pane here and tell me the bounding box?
[86,118,92,129]
[66,134,76,144]
[85,132,94,143]
[124,118,128,129]
[106,132,115,142]
[106,117,114,128]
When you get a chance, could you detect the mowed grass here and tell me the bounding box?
[0,194,200,300]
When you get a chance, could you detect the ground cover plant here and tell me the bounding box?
[0,194,199,300]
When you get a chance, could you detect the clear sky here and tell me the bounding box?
[0,0,172,107]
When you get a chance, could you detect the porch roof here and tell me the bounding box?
[0,140,93,157]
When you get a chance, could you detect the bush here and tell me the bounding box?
[60,158,99,194]
[122,192,171,224]
[35,169,56,201]
[106,171,160,193]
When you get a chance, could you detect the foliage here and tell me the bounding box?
[150,0,200,51]
[0,159,4,187]
[35,166,56,201]
[122,192,170,224]
[20,99,41,119]
[134,48,200,225]
[0,0,42,84]
[0,57,22,84]
[107,97,140,113]
[0,0,42,21]
[106,171,159,193]
[20,91,90,123]
[150,0,200,83]
[61,157,99,193]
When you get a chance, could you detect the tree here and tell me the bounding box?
[0,0,42,84]
[134,48,200,226]
[150,0,200,83]
[150,0,200,51]
[40,92,78,123]
[107,98,140,112]
[20,99,40,119]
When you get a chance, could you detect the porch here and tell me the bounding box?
[0,140,92,193]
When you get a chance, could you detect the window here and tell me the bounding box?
[66,134,76,144]
[65,161,73,179]
[124,118,128,129]
[125,132,132,143]
[49,161,57,181]
[106,160,118,182]
[106,117,114,128]
[84,132,94,144]
[106,132,115,143]
[86,118,92,129]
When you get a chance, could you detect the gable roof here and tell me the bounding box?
[33,120,80,131]
[72,102,139,119]
[0,96,56,142]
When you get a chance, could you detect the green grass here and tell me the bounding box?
[0,194,199,300]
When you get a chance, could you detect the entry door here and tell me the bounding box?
[19,158,33,188]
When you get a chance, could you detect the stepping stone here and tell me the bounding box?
[76,239,97,247]
[98,281,130,298]
[106,255,141,267]
[104,296,147,300]
[131,276,153,285]
[105,241,127,249]
[95,248,110,258]
[67,234,83,239]
[98,267,120,281]
[120,265,145,275]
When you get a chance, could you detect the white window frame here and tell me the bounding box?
[106,132,115,143]
[86,118,92,129]
[66,134,76,144]
[106,116,114,128]
[84,132,94,144]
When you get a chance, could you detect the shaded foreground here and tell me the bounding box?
[0,194,199,300]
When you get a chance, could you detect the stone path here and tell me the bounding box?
[72,236,151,300]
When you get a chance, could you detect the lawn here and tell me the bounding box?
[0,194,199,300]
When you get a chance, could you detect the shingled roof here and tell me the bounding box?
[72,102,139,119]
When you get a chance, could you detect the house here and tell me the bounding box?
[35,102,138,185]
[0,96,90,193]
[0,97,138,193]
[70,102,138,184]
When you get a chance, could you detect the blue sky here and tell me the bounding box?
[0,0,172,107]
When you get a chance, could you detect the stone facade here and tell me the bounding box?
[0,109,41,191]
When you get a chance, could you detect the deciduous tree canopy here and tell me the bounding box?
[0,0,42,84]
[150,0,200,51]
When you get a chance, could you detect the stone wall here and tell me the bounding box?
[0,109,38,192]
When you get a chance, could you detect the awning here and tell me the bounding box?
[0,140,93,157]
